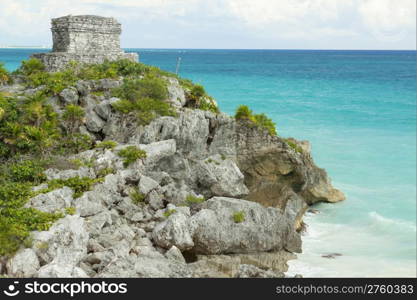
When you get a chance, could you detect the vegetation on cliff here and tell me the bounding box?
[0,57,280,257]
[235,105,277,136]
[0,63,11,85]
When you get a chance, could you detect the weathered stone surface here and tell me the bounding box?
[189,251,294,278]
[31,215,89,266]
[6,249,40,277]
[191,197,300,254]
[152,212,194,251]
[37,263,88,278]
[32,15,138,71]
[195,155,249,198]
[25,187,73,213]
[75,191,107,217]
[235,264,281,278]
[140,139,177,166]
[44,167,95,180]
[138,176,159,195]
[85,109,106,133]
[165,77,186,107]
[153,197,300,255]
[94,97,119,120]
[165,246,186,263]
[59,87,79,104]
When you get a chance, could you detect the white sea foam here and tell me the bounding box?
[287,211,417,277]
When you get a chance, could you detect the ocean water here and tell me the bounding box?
[1,49,416,277]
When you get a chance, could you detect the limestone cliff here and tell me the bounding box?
[0,74,344,278]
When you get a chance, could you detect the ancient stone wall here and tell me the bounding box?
[32,15,138,71]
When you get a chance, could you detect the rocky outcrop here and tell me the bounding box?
[153,197,301,255]
[2,66,344,278]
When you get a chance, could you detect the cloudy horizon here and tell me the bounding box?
[0,0,415,50]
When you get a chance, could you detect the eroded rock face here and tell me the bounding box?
[3,68,344,278]
[153,197,301,255]
[25,187,74,213]
[6,249,40,278]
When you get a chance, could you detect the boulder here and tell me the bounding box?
[152,212,194,251]
[85,109,106,132]
[25,187,73,213]
[195,155,249,198]
[165,246,186,263]
[44,167,95,180]
[190,197,301,254]
[6,249,40,277]
[31,215,89,266]
[37,263,88,278]
[153,197,301,255]
[138,176,159,195]
[94,97,119,120]
[59,87,79,104]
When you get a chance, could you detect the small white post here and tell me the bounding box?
[175,57,182,75]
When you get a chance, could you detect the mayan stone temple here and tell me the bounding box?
[32,15,138,71]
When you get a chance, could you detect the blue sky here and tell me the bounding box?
[0,0,415,49]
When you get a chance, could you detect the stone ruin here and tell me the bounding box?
[32,15,138,71]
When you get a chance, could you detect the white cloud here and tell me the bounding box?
[358,0,416,41]
[0,0,415,48]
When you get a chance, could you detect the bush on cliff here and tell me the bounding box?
[0,62,11,85]
[235,105,277,136]
[182,82,219,113]
[38,176,103,198]
[0,161,62,256]
[0,92,60,157]
[62,104,85,133]
[111,75,176,125]
[118,146,147,167]
[112,75,168,101]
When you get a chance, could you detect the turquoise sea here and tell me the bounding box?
[1,48,416,277]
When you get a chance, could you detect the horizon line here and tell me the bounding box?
[1,47,416,51]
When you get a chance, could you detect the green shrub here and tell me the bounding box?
[95,140,118,150]
[113,59,148,76]
[96,167,115,178]
[0,207,62,256]
[235,105,277,136]
[0,62,11,85]
[135,98,176,125]
[19,58,45,75]
[62,105,85,132]
[44,176,103,198]
[130,188,145,204]
[0,181,62,256]
[253,113,277,136]
[59,134,93,154]
[190,84,206,98]
[112,97,176,125]
[65,206,76,215]
[0,181,33,209]
[235,105,253,120]
[185,195,205,206]
[233,211,246,223]
[68,158,95,169]
[0,93,60,157]
[163,209,177,218]
[118,146,147,167]
[112,75,168,102]
[111,99,135,114]
[8,160,46,183]
[284,138,303,154]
